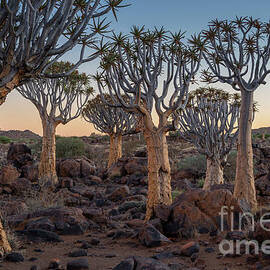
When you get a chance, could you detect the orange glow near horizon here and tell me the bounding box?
[0,84,269,137]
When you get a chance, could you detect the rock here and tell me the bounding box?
[0,164,20,185]
[7,143,33,169]
[112,257,135,270]
[113,256,170,270]
[108,185,130,201]
[21,163,39,182]
[81,159,96,177]
[68,249,87,257]
[30,266,39,270]
[12,178,32,194]
[21,229,62,242]
[48,258,62,269]
[57,158,96,178]
[166,189,242,238]
[5,252,24,262]
[139,224,171,248]
[124,157,147,175]
[173,169,197,180]
[89,238,100,246]
[107,159,127,179]
[26,217,56,231]
[58,159,81,178]
[12,207,90,235]
[60,177,74,188]
[180,242,200,257]
[154,204,171,222]
[66,258,89,270]
[118,201,145,213]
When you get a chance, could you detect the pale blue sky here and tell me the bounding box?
[1,0,270,136]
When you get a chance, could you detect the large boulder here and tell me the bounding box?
[57,158,96,178]
[8,207,90,235]
[7,143,33,169]
[0,164,20,185]
[164,189,242,238]
[21,163,39,182]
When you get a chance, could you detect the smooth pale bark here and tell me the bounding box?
[39,119,58,185]
[143,126,172,221]
[108,133,122,168]
[203,158,224,190]
[234,90,257,210]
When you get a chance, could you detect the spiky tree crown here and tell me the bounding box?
[82,94,137,135]
[194,17,270,91]
[174,87,241,161]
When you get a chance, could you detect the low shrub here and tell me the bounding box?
[0,135,12,144]
[177,154,206,177]
[56,137,85,158]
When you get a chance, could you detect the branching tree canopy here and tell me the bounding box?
[173,87,240,190]
[16,62,93,184]
[94,26,202,220]
[194,17,270,209]
[0,0,128,104]
[82,94,137,167]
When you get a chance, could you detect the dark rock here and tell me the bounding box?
[89,238,100,246]
[21,229,62,242]
[48,258,62,269]
[66,258,89,270]
[112,257,134,270]
[180,242,200,257]
[107,185,130,201]
[21,163,39,182]
[5,252,24,262]
[68,249,87,257]
[7,143,33,169]
[138,224,171,248]
[0,164,20,185]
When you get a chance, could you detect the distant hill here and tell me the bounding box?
[252,127,270,135]
[0,129,41,141]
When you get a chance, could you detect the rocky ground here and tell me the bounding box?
[0,131,270,269]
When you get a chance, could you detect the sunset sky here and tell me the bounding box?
[1,0,270,136]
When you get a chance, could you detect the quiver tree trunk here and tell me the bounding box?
[39,119,58,185]
[234,90,257,210]
[108,133,122,168]
[143,127,172,221]
[0,221,11,254]
[203,158,224,190]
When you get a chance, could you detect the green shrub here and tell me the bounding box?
[56,137,85,158]
[197,178,205,188]
[177,154,206,176]
[0,136,12,144]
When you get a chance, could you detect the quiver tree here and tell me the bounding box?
[95,27,202,220]
[173,87,240,190]
[17,63,93,185]
[82,95,138,167]
[0,0,128,105]
[197,17,270,209]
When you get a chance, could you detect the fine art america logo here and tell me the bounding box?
[219,206,270,255]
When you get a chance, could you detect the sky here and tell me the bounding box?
[1,0,270,136]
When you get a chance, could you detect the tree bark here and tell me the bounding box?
[39,119,58,185]
[233,90,257,210]
[0,72,21,105]
[143,127,172,221]
[203,158,224,190]
[0,220,11,254]
[108,133,122,168]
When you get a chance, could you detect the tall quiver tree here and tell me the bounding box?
[95,27,202,220]
[17,62,93,185]
[173,87,240,190]
[0,0,128,105]
[82,95,137,168]
[198,17,270,209]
